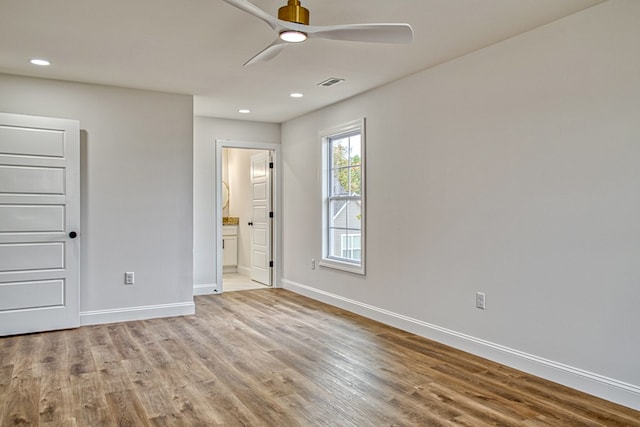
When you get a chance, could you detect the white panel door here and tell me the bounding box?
[0,112,80,336]
[250,152,272,286]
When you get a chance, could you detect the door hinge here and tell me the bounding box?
[269,211,274,218]
[269,261,274,268]
[269,162,274,169]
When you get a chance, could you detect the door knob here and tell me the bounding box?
[69,231,78,239]
[248,221,254,226]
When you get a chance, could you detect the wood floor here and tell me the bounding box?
[1,289,638,426]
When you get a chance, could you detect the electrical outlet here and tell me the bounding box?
[476,292,486,310]
[125,272,135,285]
[311,259,316,269]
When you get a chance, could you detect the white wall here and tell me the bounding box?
[193,117,279,291]
[0,74,194,323]
[280,0,640,409]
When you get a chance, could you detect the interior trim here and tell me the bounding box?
[193,283,219,296]
[80,301,195,326]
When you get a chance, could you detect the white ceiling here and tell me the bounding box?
[0,0,604,123]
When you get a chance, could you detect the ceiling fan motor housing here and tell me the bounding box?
[278,0,309,25]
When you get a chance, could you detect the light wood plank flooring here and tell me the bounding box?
[1,289,638,426]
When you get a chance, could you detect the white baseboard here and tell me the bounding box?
[282,278,640,411]
[237,265,251,276]
[193,283,221,296]
[80,301,195,326]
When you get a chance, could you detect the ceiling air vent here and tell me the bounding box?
[317,77,345,87]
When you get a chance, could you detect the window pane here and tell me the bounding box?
[349,165,361,195]
[330,133,361,197]
[335,232,362,262]
[350,234,361,261]
[331,169,349,196]
[329,228,346,258]
[349,135,361,167]
[331,138,349,170]
[329,199,347,228]
[344,202,361,231]
[331,166,360,196]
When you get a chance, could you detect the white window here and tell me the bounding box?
[320,119,365,274]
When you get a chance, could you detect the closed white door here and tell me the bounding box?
[0,113,80,336]
[250,152,272,286]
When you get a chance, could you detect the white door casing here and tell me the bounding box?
[214,140,280,294]
[250,151,272,286]
[0,112,80,336]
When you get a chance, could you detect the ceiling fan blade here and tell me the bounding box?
[223,0,279,31]
[308,23,414,44]
[244,38,288,66]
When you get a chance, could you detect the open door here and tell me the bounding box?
[249,151,272,286]
[0,113,80,336]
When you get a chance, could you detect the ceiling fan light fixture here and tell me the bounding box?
[278,0,309,25]
[223,0,414,66]
[279,30,307,43]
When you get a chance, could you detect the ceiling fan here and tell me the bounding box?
[223,0,414,66]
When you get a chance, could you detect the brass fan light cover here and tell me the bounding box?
[278,0,310,25]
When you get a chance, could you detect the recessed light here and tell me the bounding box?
[290,93,304,98]
[238,109,251,114]
[30,58,50,66]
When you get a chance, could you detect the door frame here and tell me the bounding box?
[215,140,281,292]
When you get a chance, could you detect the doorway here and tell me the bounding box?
[215,140,281,293]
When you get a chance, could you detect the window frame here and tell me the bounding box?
[320,118,366,275]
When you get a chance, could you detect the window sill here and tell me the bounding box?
[319,258,365,275]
